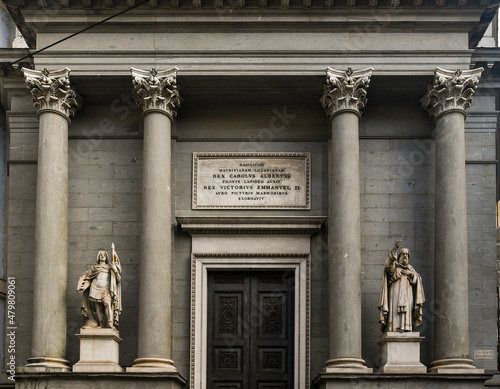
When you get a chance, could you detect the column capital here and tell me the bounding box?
[320,67,374,118]
[420,67,483,119]
[22,67,81,120]
[131,67,182,118]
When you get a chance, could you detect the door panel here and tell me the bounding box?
[208,271,294,389]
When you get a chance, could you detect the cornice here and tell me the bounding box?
[19,8,485,24]
[176,216,326,235]
[4,2,495,50]
[9,0,494,11]
[0,48,34,77]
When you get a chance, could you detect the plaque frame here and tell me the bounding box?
[192,152,311,210]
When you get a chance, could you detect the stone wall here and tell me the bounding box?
[3,78,498,379]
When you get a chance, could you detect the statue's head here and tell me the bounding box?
[96,251,109,264]
[398,248,410,266]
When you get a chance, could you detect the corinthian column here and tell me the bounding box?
[22,68,81,371]
[320,67,373,373]
[421,67,483,373]
[127,68,181,372]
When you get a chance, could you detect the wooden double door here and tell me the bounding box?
[207,270,295,389]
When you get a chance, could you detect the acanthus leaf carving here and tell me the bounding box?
[131,67,182,118]
[420,67,483,119]
[320,67,374,118]
[22,67,81,119]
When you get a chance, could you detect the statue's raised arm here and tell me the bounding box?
[379,241,425,333]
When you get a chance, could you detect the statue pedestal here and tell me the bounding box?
[377,331,426,373]
[73,328,124,372]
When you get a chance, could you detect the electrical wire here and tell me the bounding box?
[4,0,151,71]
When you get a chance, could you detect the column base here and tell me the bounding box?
[19,357,71,372]
[323,358,373,373]
[429,358,484,374]
[377,331,427,374]
[126,357,178,373]
[73,328,124,373]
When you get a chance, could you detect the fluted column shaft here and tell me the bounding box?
[421,67,483,373]
[22,68,81,371]
[320,67,373,372]
[128,67,181,372]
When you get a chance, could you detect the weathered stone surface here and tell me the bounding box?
[73,328,123,373]
[377,332,427,373]
[15,372,186,389]
[0,20,498,384]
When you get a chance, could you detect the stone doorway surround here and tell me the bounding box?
[177,216,325,389]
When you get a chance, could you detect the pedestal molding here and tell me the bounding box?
[377,332,426,374]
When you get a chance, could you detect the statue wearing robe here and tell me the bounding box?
[379,241,425,333]
[77,246,122,329]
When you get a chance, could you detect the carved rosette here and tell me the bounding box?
[420,67,483,119]
[22,67,81,119]
[320,67,374,118]
[131,67,182,118]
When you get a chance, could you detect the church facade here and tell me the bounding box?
[0,0,499,387]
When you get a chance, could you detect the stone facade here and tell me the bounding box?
[0,0,499,388]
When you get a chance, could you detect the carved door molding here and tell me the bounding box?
[178,216,324,389]
[190,253,310,389]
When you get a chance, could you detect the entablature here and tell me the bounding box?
[28,48,474,77]
[2,0,499,50]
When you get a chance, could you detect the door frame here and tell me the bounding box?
[178,216,324,389]
[190,253,310,389]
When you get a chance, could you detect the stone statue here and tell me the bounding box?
[77,243,122,329]
[379,240,425,333]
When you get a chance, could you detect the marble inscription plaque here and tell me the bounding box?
[474,350,494,359]
[193,152,310,209]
